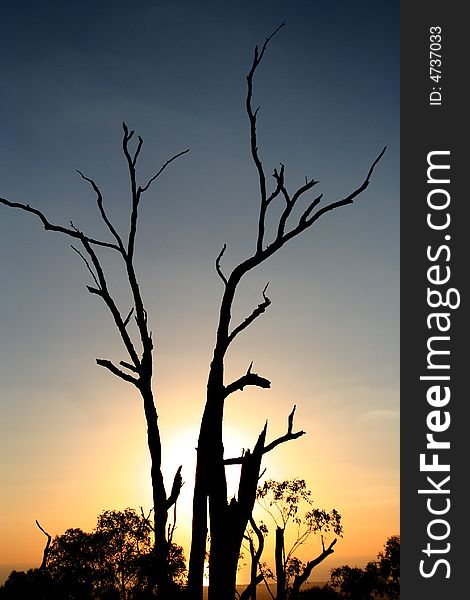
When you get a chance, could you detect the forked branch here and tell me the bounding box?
[244,19,386,259]
[291,538,338,595]
[246,21,286,254]
[122,121,188,261]
[77,170,126,253]
[0,197,120,251]
[224,405,305,465]
[228,283,271,345]
[264,405,305,454]
[96,358,140,385]
[215,244,228,285]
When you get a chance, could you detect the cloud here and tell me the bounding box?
[359,409,400,422]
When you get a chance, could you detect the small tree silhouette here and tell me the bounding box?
[255,479,343,600]
[186,23,385,600]
[0,509,188,599]
[330,535,400,600]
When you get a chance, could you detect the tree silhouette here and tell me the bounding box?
[329,535,400,600]
[0,508,187,600]
[186,23,385,600]
[374,535,400,600]
[253,479,342,600]
[0,127,188,594]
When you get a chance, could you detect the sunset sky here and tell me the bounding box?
[0,0,399,585]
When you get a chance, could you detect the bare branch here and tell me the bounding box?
[97,358,139,385]
[168,504,177,546]
[86,285,103,296]
[296,146,387,232]
[0,198,120,251]
[246,146,387,265]
[224,405,303,467]
[224,362,271,398]
[291,538,338,595]
[71,244,100,289]
[139,148,190,194]
[122,123,141,261]
[224,457,243,466]
[246,22,286,254]
[133,136,144,167]
[228,283,271,344]
[123,307,134,328]
[291,177,320,206]
[36,520,52,571]
[122,122,134,142]
[140,506,154,528]
[79,236,141,367]
[267,163,285,203]
[257,21,286,64]
[240,516,266,600]
[273,167,321,232]
[262,573,276,600]
[120,360,139,373]
[215,244,228,285]
[298,193,324,227]
[264,406,306,454]
[76,170,126,254]
[166,465,183,509]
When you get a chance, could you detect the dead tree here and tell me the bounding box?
[256,479,343,599]
[36,520,52,572]
[0,125,188,594]
[187,23,385,600]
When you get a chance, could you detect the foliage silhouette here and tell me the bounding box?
[251,479,342,599]
[328,535,400,600]
[0,509,187,600]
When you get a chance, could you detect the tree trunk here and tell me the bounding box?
[140,381,172,595]
[186,22,384,598]
[275,527,286,600]
[188,363,227,600]
[209,404,267,600]
[249,539,258,600]
[187,458,208,599]
[188,334,271,600]
[208,523,239,600]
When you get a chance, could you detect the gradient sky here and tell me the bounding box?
[0,0,399,585]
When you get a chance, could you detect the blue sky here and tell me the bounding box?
[0,0,399,582]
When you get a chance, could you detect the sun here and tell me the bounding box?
[144,424,250,551]
[162,424,250,502]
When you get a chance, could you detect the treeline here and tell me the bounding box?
[0,509,186,600]
[0,500,399,600]
[299,536,400,600]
